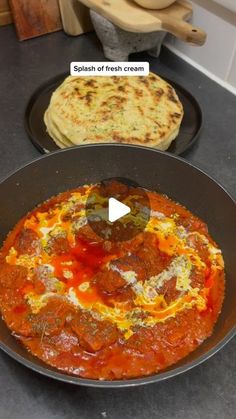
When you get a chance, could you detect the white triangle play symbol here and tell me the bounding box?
[108,197,131,223]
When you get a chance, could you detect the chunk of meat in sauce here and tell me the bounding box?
[14,228,39,255]
[157,277,181,304]
[70,311,119,352]
[1,302,32,337]
[112,255,147,282]
[94,254,146,295]
[61,202,84,222]
[47,236,70,255]
[75,224,103,243]
[26,298,72,338]
[119,233,144,254]
[46,328,79,352]
[0,268,33,336]
[94,255,146,293]
[106,286,135,307]
[126,327,155,353]
[136,234,171,277]
[94,269,126,294]
[152,307,212,350]
[0,263,28,289]
[187,233,210,264]
[30,270,46,294]
[191,268,205,289]
[155,268,205,304]
[32,265,62,293]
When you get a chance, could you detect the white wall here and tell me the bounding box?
[164,0,236,92]
[212,1,236,14]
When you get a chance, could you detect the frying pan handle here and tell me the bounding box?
[161,16,207,46]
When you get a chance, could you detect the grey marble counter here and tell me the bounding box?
[0,25,235,419]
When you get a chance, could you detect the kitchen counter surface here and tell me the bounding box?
[0,25,235,419]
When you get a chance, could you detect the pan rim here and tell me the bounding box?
[0,143,234,204]
[0,143,235,388]
[0,327,235,388]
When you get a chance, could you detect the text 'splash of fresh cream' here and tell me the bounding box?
[70,62,149,76]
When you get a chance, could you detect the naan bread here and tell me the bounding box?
[44,73,183,150]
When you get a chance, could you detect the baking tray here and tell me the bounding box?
[25,73,203,155]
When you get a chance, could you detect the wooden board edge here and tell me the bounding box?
[59,0,93,36]
[79,0,194,33]
[8,0,62,41]
[16,27,62,41]
[0,10,12,26]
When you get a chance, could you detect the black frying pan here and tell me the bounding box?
[0,144,235,388]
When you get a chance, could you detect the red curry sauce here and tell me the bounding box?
[0,184,225,380]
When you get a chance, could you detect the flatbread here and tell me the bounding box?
[44,73,184,150]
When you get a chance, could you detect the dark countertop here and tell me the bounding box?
[0,25,235,419]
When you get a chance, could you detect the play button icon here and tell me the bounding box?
[86,178,150,242]
[108,198,130,222]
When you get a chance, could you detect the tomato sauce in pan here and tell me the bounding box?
[0,183,225,380]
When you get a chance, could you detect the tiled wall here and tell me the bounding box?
[165,0,236,91]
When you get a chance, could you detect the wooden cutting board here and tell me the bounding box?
[0,0,12,26]
[59,0,92,36]
[78,0,206,45]
[9,0,62,40]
